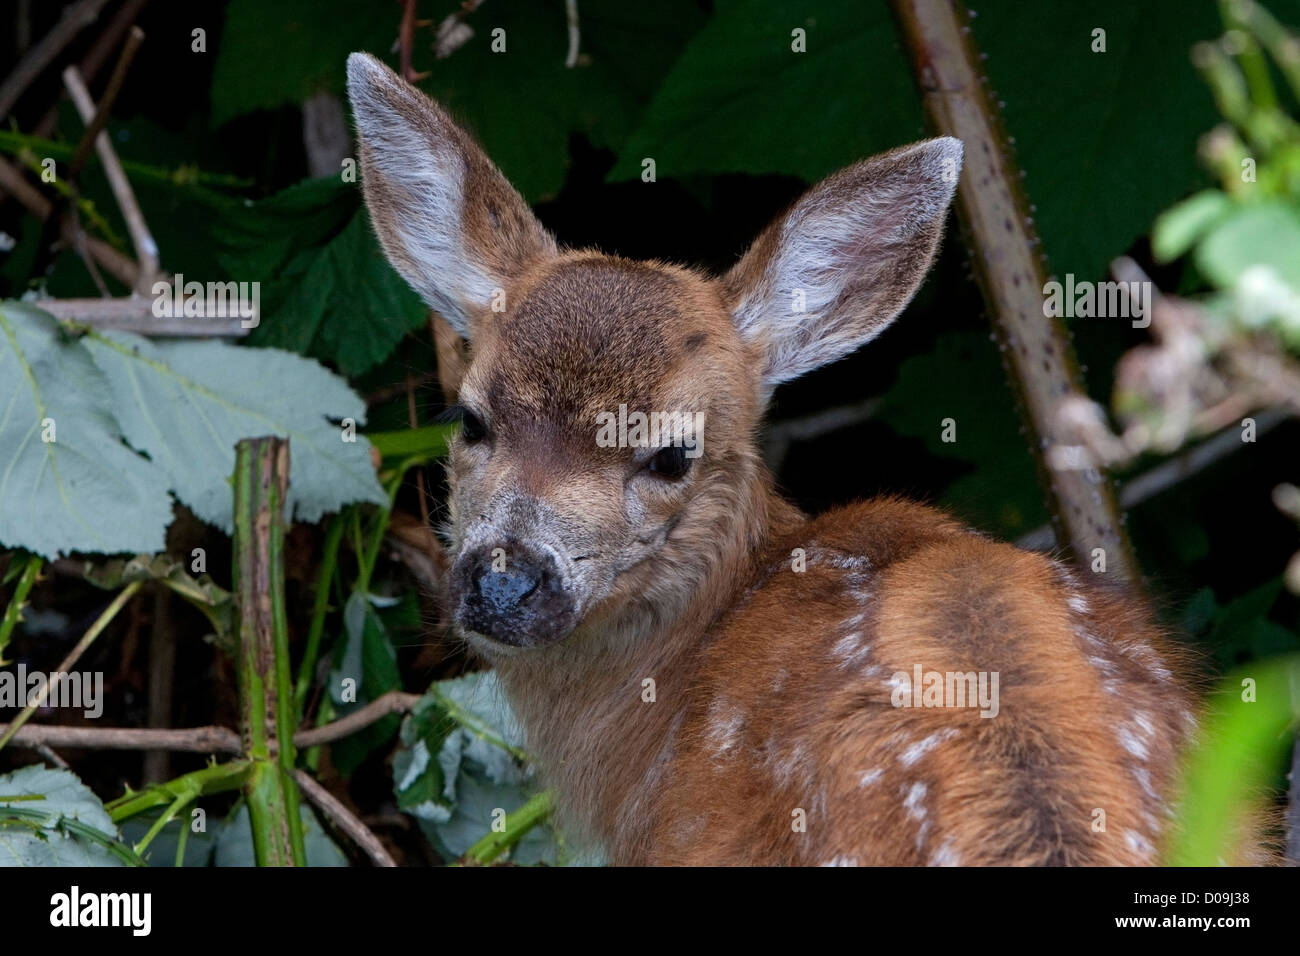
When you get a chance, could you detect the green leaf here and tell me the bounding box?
[1204,578,1300,666]
[210,0,398,126]
[875,330,1047,538]
[213,179,428,376]
[613,0,1222,283]
[974,0,1222,281]
[1151,190,1234,263]
[417,0,707,201]
[81,329,386,532]
[1166,653,1300,865]
[0,766,129,866]
[610,0,922,183]
[213,1,702,201]
[328,591,403,775]
[1195,200,1300,290]
[393,670,587,864]
[0,303,172,559]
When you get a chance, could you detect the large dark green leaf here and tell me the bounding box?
[613,0,1224,283]
[609,0,923,183]
[212,178,427,375]
[973,0,1222,280]
[213,0,705,202]
[210,0,398,126]
[874,330,1046,538]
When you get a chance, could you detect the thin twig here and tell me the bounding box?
[0,156,139,287]
[0,0,111,121]
[0,580,142,752]
[294,770,398,867]
[0,690,423,754]
[32,0,152,140]
[398,0,431,81]
[30,297,250,337]
[0,724,241,753]
[564,0,581,68]
[1017,406,1294,551]
[294,691,422,749]
[65,26,145,181]
[64,52,160,294]
[34,743,70,770]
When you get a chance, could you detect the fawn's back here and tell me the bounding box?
[346,53,1201,865]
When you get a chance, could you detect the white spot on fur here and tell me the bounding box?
[858,768,883,788]
[929,837,961,866]
[899,729,958,767]
[820,855,859,867]
[1124,830,1155,857]
[1118,726,1148,761]
[902,782,928,820]
[706,700,745,757]
[1132,766,1160,802]
[1067,593,1090,614]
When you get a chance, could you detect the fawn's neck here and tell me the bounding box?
[490,453,799,858]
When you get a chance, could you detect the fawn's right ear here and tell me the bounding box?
[345,52,556,338]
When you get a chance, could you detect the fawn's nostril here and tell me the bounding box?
[455,544,575,647]
[474,563,541,613]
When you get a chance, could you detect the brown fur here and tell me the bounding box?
[345,53,1216,866]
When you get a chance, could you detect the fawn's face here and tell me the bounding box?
[347,53,962,651]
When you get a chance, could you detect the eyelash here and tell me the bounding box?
[439,403,487,443]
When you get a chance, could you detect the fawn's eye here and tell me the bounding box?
[647,445,692,480]
[460,408,487,443]
[440,404,488,444]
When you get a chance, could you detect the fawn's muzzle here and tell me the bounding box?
[452,543,575,647]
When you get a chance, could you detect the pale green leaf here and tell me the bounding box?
[0,766,125,867]
[0,303,172,559]
[81,330,386,532]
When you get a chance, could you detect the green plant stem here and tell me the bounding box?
[9,148,123,246]
[460,790,556,865]
[357,454,430,594]
[0,129,255,188]
[107,760,252,823]
[133,789,192,855]
[233,437,306,866]
[295,514,344,717]
[0,553,43,665]
[0,580,141,753]
[174,814,191,867]
[366,423,454,460]
[0,806,145,866]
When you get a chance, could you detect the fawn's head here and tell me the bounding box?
[347,53,961,654]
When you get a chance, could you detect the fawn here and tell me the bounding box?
[346,52,1201,865]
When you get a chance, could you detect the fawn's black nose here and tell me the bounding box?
[474,559,541,613]
[453,543,575,647]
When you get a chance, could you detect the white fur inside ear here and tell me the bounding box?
[731,137,963,389]
[346,54,496,337]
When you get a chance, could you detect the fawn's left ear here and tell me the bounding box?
[722,138,962,393]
